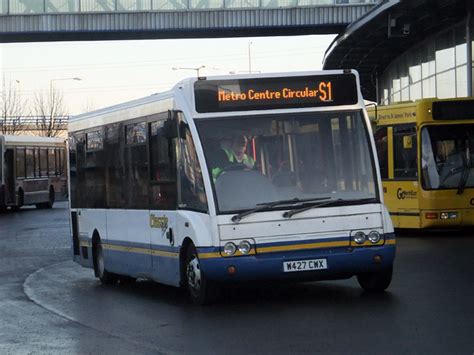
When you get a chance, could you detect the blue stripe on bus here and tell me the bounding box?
[104,246,181,287]
[78,233,396,285]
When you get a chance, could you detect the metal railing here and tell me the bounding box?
[0,116,68,127]
[0,0,380,14]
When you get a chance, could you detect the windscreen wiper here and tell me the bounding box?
[231,197,331,223]
[282,197,378,219]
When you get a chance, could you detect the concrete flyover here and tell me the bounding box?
[0,0,381,43]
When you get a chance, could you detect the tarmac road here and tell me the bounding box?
[1,202,473,354]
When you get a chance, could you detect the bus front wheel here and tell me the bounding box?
[11,190,23,211]
[94,241,117,285]
[185,244,220,305]
[357,266,393,292]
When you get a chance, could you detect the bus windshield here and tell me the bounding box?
[421,124,474,190]
[196,110,377,213]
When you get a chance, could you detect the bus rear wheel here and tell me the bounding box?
[94,241,118,285]
[185,244,220,305]
[357,266,393,292]
[46,186,55,208]
[36,187,55,209]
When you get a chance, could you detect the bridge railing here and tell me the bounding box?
[0,116,68,128]
[0,0,380,14]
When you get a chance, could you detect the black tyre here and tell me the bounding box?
[185,244,220,305]
[94,241,118,285]
[36,188,54,209]
[11,190,23,211]
[357,266,393,292]
[45,186,55,209]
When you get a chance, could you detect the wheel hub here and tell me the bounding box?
[187,257,201,292]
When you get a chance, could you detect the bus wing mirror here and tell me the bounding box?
[164,119,178,139]
[164,110,187,139]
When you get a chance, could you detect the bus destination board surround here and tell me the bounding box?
[194,74,358,113]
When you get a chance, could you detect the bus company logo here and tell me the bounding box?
[470,198,474,206]
[396,188,417,200]
[150,214,169,232]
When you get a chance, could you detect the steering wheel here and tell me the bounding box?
[219,163,248,172]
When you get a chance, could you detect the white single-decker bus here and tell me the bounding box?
[69,71,396,304]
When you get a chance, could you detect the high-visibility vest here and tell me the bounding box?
[222,147,255,168]
[211,148,255,181]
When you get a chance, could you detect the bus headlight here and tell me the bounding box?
[353,231,366,245]
[368,231,381,244]
[224,242,237,256]
[238,240,252,254]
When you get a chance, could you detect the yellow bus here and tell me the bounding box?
[368,98,474,229]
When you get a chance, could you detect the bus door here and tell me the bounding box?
[4,149,15,204]
[148,118,179,286]
[384,124,420,228]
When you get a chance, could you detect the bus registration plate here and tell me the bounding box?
[283,259,327,272]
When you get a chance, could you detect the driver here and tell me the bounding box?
[222,135,255,169]
[211,135,255,181]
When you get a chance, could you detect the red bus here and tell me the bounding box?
[0,135,67,210]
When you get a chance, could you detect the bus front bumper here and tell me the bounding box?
[199,243,396,283]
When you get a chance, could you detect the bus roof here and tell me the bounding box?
[0,135,65,146]
[69,93,174,133]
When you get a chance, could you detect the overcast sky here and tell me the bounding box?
[0,34,336,115]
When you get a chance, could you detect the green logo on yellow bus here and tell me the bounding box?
[397,188,417,200]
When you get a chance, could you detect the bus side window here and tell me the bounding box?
[374,127,388,179]
[55,149,60,176]
[177,119,208,212]
[25,148,35,178]
[40,149,48,177]
[48,148,56,176]
[16,148,25,178]
[125,122,149,209]
[34,148,40,177]
[393,125,417,179]
[58,149,66,176]
[104,123,123,209]
[85,130,106,208]
[149,119,176,210]
[72,133,86,208]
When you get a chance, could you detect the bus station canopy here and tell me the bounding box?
[323,0,471,101]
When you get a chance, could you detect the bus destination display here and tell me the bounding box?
[432,100,474,120]
[194,74,358,113]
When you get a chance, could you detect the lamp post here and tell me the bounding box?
[49,77,82,98]
[172,65,206,77]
